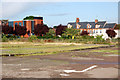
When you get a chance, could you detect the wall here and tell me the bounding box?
[90,29,120,40]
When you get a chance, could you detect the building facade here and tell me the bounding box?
[5,17,43,37]
[67,18,119,39]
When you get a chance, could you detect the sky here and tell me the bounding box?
[118,1,120,24]
[0,1,119,27]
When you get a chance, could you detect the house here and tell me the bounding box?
[67,18,120,39]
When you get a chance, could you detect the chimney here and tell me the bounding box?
[76,18,79,23]
[95,19,98,23]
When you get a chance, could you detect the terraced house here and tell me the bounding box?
[67,18,119,39]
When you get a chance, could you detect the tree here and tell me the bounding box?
[2,25,14,34]
[14,25,27,36]
[106,29,117,39]
[115,24,120,29]
[23,16,34,20]
[80,31,89,36]
[34,24,49,36]
[45,29,56,38]
[56,24,67,35]
[53,26,57,29]
[62,28,80,39]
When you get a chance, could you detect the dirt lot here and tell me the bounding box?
[2,46,119,78]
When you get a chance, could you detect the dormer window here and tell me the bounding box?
[76,24,81,29]
[67,24,72,28]
[87,24,91,28]
[95,25,100,28]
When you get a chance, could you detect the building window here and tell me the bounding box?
[76,24,80,29]
[8,22,14,27]
[88,30,89,33]
[80,30,82,33]
[93,30,95,33]
[87,24,91,28]
[19,22,22,26]
[41,21,43,25]
[96,30,98,33]
[31,21,34,32]
[100,30,102,33]
[90,30,92,34]
[15,23,17,26]
[96,25,100,28]
[68,24,72,28]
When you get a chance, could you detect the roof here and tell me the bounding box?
[33,17,43,20]
[104,23,116,28]
[67,21,116,29]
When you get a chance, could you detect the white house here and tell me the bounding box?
[67,18,119,40]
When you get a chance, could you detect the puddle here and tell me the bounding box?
[60,74,69,76]
[86,67,118,78]
[21,68,30,71]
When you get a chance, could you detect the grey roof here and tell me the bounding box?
[97,21,106,28]
[67,21,116,29]
[104,23,116,28]
[68,22,76,28]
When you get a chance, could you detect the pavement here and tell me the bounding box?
[2,47,119,78]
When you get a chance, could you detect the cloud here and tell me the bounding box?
[1,0,119,2]
[1,2,30,19]
[45,13,70,16]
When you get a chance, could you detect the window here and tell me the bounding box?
[90,30,92,34]
[68,24,72,28]
[87,24,91,28]
[80,30,82,33]
[15,23,17,26]
[96,30,98,33]
[41,21,43,25]
[100,30,102,33]
[76,24,80,29]
[31,21,34,32]
[19,22,22,26]
[88,30,89,33]
[8,22,13,27]
[96,25,100,28]
[93,30,95,33]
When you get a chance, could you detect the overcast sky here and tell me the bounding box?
[0,0,119,27]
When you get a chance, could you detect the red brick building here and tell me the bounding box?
[7,17,43,37]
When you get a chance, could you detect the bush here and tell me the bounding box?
[2,35,8,42]
[93,35,106,44]
[28,35,38,42]
[7,35,18,40]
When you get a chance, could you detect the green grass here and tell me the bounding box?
[1,42,109,56]
[91,50,119,55]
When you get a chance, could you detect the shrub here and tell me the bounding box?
[14,25,27,36]
[2,35,8,42]
[34,24,49,36]
[7,35,18,40]
[80,31,89,36]
[94,35,106,44]
[106,29,117,39]
[28,35,37,42]
[2,25,14,34]
[45,29,56,38]
[56,24,67,35]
